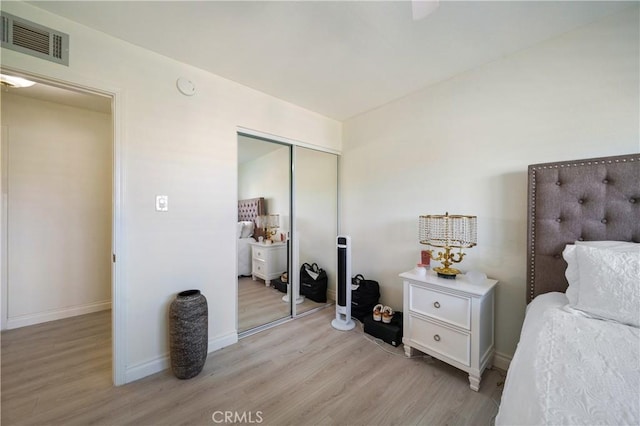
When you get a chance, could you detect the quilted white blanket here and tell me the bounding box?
[496,292,640,425]
[237,237,253,276]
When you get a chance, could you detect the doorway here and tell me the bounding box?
[0,73,117,382]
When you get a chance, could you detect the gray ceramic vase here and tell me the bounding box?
[169,289,208,379]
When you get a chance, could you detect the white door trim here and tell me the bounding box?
[1,126,8,332]
[237,126,341,156]
[0,66,126,386]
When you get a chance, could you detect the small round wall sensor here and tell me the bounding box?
[176,77,196,96]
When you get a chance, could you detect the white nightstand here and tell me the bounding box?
[250,241,287,286]
[400,269,498,391]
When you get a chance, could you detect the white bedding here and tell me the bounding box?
[238,237,254,276]
[496,292,640,426]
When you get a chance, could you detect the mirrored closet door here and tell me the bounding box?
[292,147,338,316]
[237,135,291,333]
[237,133,339,334]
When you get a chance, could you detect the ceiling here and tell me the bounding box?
[238,134,286,164]
[26,1,635,120]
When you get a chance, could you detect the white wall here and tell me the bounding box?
[238,144,291,231]
[0,1,341,383]
[341,8,639,363]
[1,92,112,329]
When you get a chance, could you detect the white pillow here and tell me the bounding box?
[236,222,244,239]
[563,241,638,305]
[240,221,254,238]
[573,244,640,327]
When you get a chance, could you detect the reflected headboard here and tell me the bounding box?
[238,197,266,239]
[526,154,640,303]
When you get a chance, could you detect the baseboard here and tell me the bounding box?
[125,331,239,384]
[327,288,336,302]
[6,300,111,330]
[492,351,512,372]
[125,353,170,384]
[208,331,238,353]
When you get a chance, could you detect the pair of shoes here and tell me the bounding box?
[382,306,394,324]
[373,304,384,321]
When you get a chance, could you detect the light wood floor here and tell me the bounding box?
[238,276,328,332]
[1,308,504,426]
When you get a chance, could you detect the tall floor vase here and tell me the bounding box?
[169,289,208,379]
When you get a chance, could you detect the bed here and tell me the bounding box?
[496,154,640,425]
[237,197,265,276]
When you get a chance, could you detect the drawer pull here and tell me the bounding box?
[433,301,440,309]
[257,251,262,257]
[433,334,441,342]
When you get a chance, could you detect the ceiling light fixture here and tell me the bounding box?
[0,74,36,88]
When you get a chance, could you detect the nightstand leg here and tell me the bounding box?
[468,374,480,392]
[265,279,271,286]
[252,275,256,281]
[404,344,418,358]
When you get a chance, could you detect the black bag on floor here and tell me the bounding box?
[273,277,288,294]
[300,263,328,303]
[351,274,380,321]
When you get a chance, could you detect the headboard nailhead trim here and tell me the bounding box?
[527,154,640,303]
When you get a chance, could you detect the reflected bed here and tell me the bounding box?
[237,197,264,276]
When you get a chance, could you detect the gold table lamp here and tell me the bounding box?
[257,214,280,241]
[419,212,477,279]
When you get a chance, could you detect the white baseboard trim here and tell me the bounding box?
[125,331,239,384]
[125,353,170,384]
[208,331,238,353]
[6,300,111,330]
[493,351,513,372]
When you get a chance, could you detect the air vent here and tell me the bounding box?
[1,15,8,43]
[0,12,69,66]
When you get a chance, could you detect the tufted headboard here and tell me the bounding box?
[238,197,265,222]
[238,197,266,239]
[526,154,640,303]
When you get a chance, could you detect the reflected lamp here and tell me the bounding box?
[257,214,279,241]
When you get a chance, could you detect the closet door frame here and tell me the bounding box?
[237,127,340,321]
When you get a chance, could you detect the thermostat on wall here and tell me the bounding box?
[156,195,168,212]
[176,77,196,96]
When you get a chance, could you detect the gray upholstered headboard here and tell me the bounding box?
[238,197,265,222]
[526,154,640,303]
[238,197,266,239]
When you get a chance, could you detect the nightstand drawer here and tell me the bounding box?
[409,284,470,330]
[253,247,268,261]
[252,259,266,274]
[408,315,470,367]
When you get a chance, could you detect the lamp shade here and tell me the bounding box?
[266,214,279,229]
[256,214,280,238]
[419,213,477,248]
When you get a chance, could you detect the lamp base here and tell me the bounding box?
[434,266,460,279]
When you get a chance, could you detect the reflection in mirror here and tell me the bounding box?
[294,147,338,315]
[237,135,291,333]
